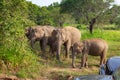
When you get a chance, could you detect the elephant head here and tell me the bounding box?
[25,27,33,40]
[52,28,64,61]
[72,41,84,68]
[73,42,84,54]
[29,26,49,48]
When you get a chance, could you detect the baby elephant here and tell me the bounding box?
[72,39,108,68]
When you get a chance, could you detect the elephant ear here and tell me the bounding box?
[52,29,61,38]
[78,42,84,50]
[52,29,58,37]
[52,29,57,34]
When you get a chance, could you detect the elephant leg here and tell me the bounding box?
[85,55,88,68]
[40,39,46,52]
[30,39,35,49]
[103,58,106,64]
[49,44,55,56]
[100,51,106,66]
[56,52,60,61]
[72,47,76,68]
[42,37,48,52]
[81,53,87,68]
[100,51,106,65]
[100,55,105,66]
[103,50,107,64]
[39,40,43,52]
[65,41,71,59]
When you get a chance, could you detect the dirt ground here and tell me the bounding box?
[0,65,99,80]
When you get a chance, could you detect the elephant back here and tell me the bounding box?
[84,39,108,56]
[63,26,81,46]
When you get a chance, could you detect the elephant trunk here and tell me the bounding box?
[56,40,61,62]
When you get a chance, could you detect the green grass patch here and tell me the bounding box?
[81,29,120,42]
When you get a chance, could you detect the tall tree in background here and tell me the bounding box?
[37,6,54,25]
[60,0,114,33]
[48,2,75,27]
[27,1,40,24]
[108,5,120,26]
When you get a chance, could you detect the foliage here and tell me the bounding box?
[0,0,38,75]
[60,0,112,23]
[60,0,120,33]
[47,2,75,27]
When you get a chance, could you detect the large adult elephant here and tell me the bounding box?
[25,26,55,52]
[72,39,108,68]
[52,26,81,61]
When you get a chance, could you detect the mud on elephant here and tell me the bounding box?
[25,26,55,52]
[72,39,108,68]
[52,26,81,61]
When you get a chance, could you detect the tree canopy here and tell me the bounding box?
[60,0,120,33]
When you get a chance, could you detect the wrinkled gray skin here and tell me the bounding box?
[72,39,108,68]
[25,26,55,52]
[52,26,81,61]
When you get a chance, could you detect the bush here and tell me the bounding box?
[0,13,39,77]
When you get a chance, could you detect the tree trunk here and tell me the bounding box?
[89,18,96,34]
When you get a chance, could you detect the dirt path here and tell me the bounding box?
[44,66,99,80]
[0,66,99,80]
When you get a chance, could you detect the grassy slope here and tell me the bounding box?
[30,29,120,80]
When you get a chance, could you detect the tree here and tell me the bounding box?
[108,5,120,25]
[36,6,54,25]
[47,2,75,27]
[27,1,40,24]
[60,0,114,33]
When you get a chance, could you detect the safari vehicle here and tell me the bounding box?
[74,56,120,80]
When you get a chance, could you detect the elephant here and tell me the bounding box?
[25,26,55,52]
[52,26,81,61]
[72,39,108,68]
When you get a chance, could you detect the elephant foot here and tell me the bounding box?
[80,66,84,69]
[85,66,88,68]
[72,65,76,68]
